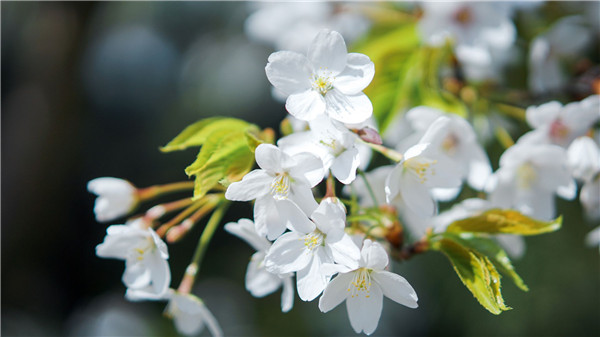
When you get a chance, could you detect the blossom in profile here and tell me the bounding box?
[88,177,138,223]
[265,198,361,302]
[486,142,576,220]
[165,291,223,337]
[520,95,600,148]
[265,29,375,124]
[224,218,294,312]
[319,239,418,335]
[96,219,171,300]
[225,144,324,240]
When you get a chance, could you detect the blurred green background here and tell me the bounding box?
[2,2,599,336]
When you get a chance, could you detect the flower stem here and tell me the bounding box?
[358,169,379,208]
[363,141,403,162]
[145,197,195,221]
[325,173,336,198]
[178,200,231,294]
[137,181,194,201]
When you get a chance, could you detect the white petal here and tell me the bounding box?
[334,53,375,95]
[225,170,272,201]
[147,252,171,297]
[276,199,316,234]
[255,143,285,172]
[254,196,286,240]
[361,240,389,270]
[265,51,313,95]
[122,261,151,289]
[224,218,271,252]
[581,178,600,220]
[495,234,526,259]
[346,282,383,335]
[329,234,361,270]
[431,187,462,202]
[288,183,320,216]
[311,198,347,235]
[325,90,373,124]
[265,232,312,274]
[372,271,418,308]
[331,148,360,184]
[308,30,348,75]
[173,310,204,336]
[288,152,325,187]
[196,302,223,337]
[318,272,354,312]
[467,145,493,191]
[286,90,326,121]
[281,276,295,313]
[400,176,437,218]
[246,253,282,297]
[296,254,328,301]
[526,101,562,129]
[384,163,403,203]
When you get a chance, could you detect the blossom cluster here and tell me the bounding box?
[87,2,599,336]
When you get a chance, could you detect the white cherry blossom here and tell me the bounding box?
[385,117,463,218]
[265,198,361,302]
[88,177,138,223]
[224,218,294,312]
[520,95,600,148]
[245,2,370,54]
[265,29,374,124]
[529,16,593,94]
[486,142,576,220]
[225,144,324,240]
[418,2,516,82]
[165,291,223,337]
[318,239,418,335]
[279,115,361,184]
[96,218,171,300]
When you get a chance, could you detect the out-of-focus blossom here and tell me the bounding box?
[520,95,600,148]
[319,240,418,335]
[165,291,222,337]
[265,29,375,124]
[529,16,593,94]
[245,2,370,53]
[486,142,576,220]
[568,136,600,220]
[224,219,294,312]
[88,177,138,223]
[418,2,516,82]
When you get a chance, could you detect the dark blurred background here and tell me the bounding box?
[2,2,599,336]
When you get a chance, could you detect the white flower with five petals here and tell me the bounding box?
[224,218,294,312]
[225,144,324,240]
[265,29,374,124]
[265,198,361,302]
[96,219,171,300]
[318,239,418,335]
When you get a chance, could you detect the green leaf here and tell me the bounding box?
[431,237,511,315]
[442,233,529,292]
[161,117,253,152]
[447,209,562,236]
[163,117,260,200]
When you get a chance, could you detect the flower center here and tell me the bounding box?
[549,119,570,144]
[442,133,460,156]
[319,138,345,156]
[312,69,334,96]
[132,237,155,261]
[516,162,537,190]
[404,157,437,184]
[454,7,473,26]
[348,268,372,298]
[303,230,325,251]
[270,173,291,200]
